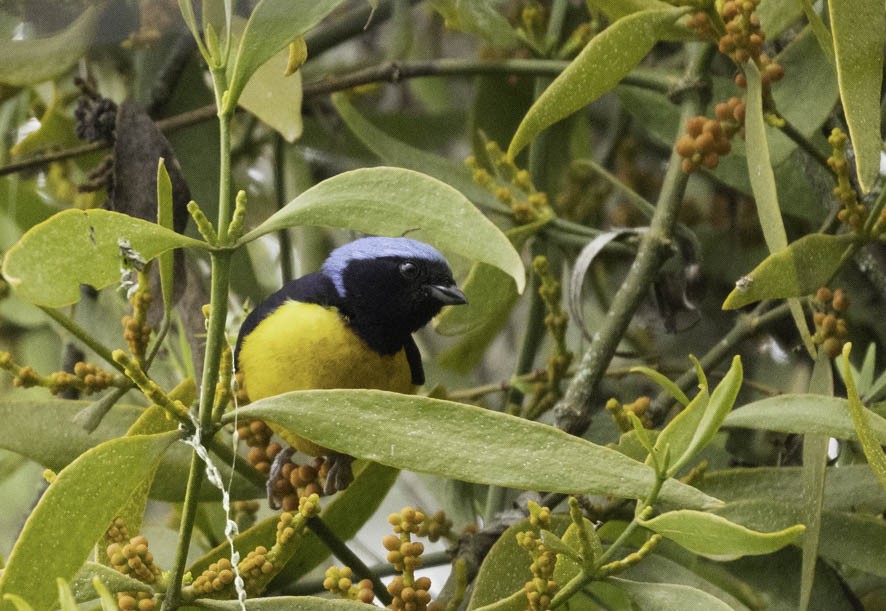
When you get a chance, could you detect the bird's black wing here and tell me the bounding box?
[234,272,341,369]
[403,335,425,386]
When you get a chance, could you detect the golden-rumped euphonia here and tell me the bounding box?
[235,236,466,496]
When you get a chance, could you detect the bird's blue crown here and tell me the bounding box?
[322,237,447,297]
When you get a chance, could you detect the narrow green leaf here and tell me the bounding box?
[799,0,834,65]
[722,233,855,309]
[90,577,122,611]
[744,59,786,253]
[331,93,505,213]
[230,390,721,509]
[640,510,804,559]
[193,597,377,610]
[608,577,734,611]
[224,0,344,112]
[800,347,833,611]
[0,595,32,611]
[828,0,884,192]
[631,366,690,406]
[56,579,77,611]
[236,167,526,293]
[0,432,178,611]
[743,56,820,354]
[723,393,886,442]
[1,209,207,308]
[508,7,689,158]
[0,8,101,86]
[156,159,175,312]
[669,356,742,476]
[653,386,708,474]
[841,344,886,491]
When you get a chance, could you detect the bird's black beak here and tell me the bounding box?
[427,283,467,305]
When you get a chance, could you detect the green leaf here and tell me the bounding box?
[236,19,303,142]
[620,554,754,610]
[56,580,77,611]
[69,562,152,603]
[828,0,884,192]
[1,209,207,308]
[230,390,720,509]
[508,6,690,158]
[0,432,178,611]
[799,0,834,65]
[608,577,735,611]
[841,344,886,491]
[331,93,505,213]
[640,510,804,560]
[157,159,175,312]
[192,597,377,610]
[722,393,886,442]
[800,347,833,611]
[237,167,526,293]
[668,356,742,477]
[0,7,101,86]
[714,499,886,579]
[722,233,856,309]
[696,465,886,514]
[652,384,708,475]
[743,60,786,255]
[631,365,690,407]
[224,0,344,112]
[0,399,261,502]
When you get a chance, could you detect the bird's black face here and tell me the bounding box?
[339,255,466,343]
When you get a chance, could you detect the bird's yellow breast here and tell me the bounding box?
[238,300,415,401]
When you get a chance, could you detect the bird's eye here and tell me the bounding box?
[399,261,419,279]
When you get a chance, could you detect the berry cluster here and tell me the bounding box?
[107,536,160,584]
[191,557,237,597]
[516,530,558,611]
[116,591,155,611]
[415,510,453,543]
[322,566,374,603]
[675,116,733,174]
[387,575,435,611]
[383,533,425,573]
[827,129,867,234]
[0,352,117,396]
[105,517,130,545]
[72,361,116,394]
[122,288,152,362]
[270,454,328,512]
[812,288,850,358]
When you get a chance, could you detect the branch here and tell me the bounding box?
[553,43,715,437]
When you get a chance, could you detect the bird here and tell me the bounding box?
[235,236,467,499]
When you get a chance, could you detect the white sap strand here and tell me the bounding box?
[184,351,247,610]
